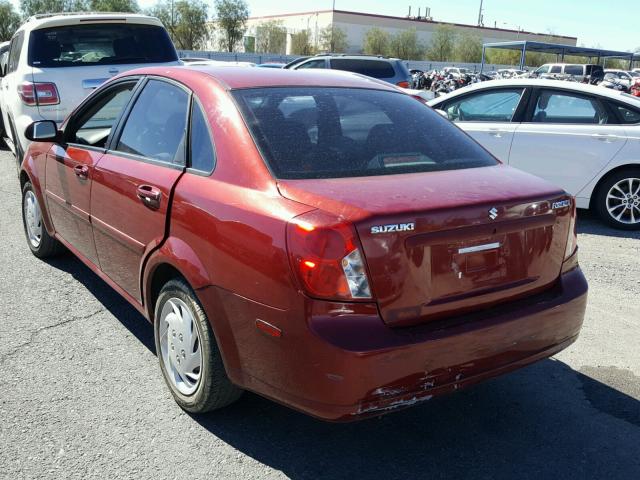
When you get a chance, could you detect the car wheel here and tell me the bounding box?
[595,170,640,230]
[154,278,242,413]
[21,182,63,258]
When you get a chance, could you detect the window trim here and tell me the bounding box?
[63,77,144,153]
[7,31,24,74]
[439,86,530,123]
[522,87,613,126]
[186,95,217,176]
[107,75,192,169]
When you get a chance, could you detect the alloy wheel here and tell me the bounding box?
[23,190,43,248]
[606,177,640,225]
[159,298,202,396]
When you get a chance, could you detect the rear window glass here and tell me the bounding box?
[330,59,396,79]
[28,24,177,68]
[233,87,498,179]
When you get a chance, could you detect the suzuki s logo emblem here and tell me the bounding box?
[488,207,499,220]
[371,222,415,234]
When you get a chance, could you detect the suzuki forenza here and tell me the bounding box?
[19,67,587,421]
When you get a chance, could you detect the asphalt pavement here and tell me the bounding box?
[0,147,638,480]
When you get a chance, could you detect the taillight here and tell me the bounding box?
[287,210,372,301]
[396,81,410,88]
[17,82,59,106]
[564,200,578,260]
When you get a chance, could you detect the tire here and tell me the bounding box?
[21,181,63,258]
[594,169,640,230]
[154,278,242,413]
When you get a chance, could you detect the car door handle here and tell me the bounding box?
[488,129,507,138]
[136,184,161,208]
[592,134,617,142]
[73,165,89,178]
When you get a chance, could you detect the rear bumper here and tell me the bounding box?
[206,267,588,422]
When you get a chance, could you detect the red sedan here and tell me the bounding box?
[19,66,587,421]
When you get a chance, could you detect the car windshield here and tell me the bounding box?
[630,72,640,77]
[28,24,177,67]
[233,87,498,179]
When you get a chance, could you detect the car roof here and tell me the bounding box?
[428,78,640,105]
[18,13,163,33]
[127,65,401,91]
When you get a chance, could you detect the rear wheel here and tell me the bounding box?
[595,170,640,230]
[21,182,63,258]
[154,279,242,413]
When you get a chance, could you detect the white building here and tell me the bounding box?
[232,9,577,56]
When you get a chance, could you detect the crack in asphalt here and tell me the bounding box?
[0,308,106,365]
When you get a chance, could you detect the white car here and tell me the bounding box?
[603,69,640,89]
[428,79,640,229]
[0,13,179,163]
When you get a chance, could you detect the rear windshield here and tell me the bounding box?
[28,24,177,67]
[233,87,498,179]
[330,59,396,79]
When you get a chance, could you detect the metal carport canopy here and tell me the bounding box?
[480,41,637,71]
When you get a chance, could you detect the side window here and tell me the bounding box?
[189,100,215,172]
[116,80,189,164]
[549,65,562,74]
[296,60,326,69]
[564,65,583,76]
[330,59,396,79]
[8,32,24,73]
[443,89,524,122]
[615,105,640,124]
[68,82,136,148]
[532,90,608,124]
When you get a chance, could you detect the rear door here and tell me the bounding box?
[28,21,178,124]
[44,79,138,265]
[438,87,527,162]
[509,88,628,195]
[90,78,189,301]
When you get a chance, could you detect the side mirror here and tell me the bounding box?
[435,109,449,119]
[25,120,60,142]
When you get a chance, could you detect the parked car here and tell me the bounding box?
[0,41,9,140]
[428,78,640,229]
[531,63,604,84]
[19,66,586,421]
[603,69,640,90]
[284,54,412,88]
[0,12,180,166]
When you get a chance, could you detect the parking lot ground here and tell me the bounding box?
[0,147,638,480]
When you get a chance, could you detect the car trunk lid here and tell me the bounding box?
[278,165,573,327]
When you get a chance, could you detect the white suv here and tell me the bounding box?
[0,13,179,163]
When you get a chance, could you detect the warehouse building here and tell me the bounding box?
[234,9,577,55]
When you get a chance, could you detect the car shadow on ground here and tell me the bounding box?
[577,210,640,239]
[44,253,640,479]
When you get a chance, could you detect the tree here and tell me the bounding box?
[453,32,482,63]
[389,28,423,60]
[427,25,456,61]
[0,1,20,42]
[89,0,139,12]
[152,0,209,50]
[20,0,87,17]
[215,0,248,53]
[362,27,390,56]
[319,24,348,53]
[255,20,286,54]
[290,29,313,55]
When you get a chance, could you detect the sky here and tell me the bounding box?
[9,0,640,52]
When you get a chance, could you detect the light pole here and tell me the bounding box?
[477,0,484,26]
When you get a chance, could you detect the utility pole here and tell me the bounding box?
[331,0,336,52]
[477,0,484,26]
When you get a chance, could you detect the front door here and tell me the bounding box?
[44,80,138,265]
[90,79,189,301]
[438,87,526,162]
[509,88,628,195]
